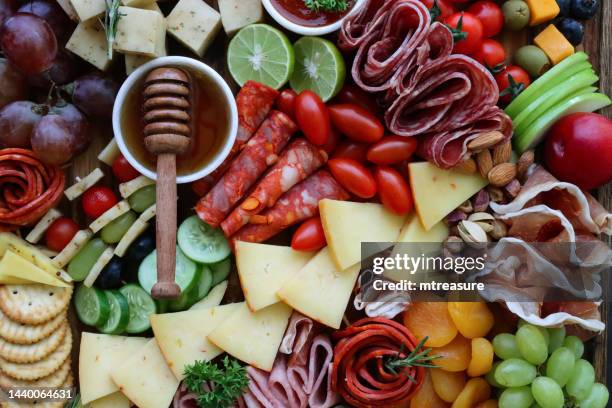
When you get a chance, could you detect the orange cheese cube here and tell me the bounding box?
[534,24,575,65]
[526,0,560,26]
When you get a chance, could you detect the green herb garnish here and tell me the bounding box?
[101,0,123,59]
[384,337,441,383]
[304,0,349,12]
[183,357,249,408]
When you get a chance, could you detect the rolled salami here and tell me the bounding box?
[196,110,297,227]
[220,138,328,237]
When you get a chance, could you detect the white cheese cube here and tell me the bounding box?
[166,0,221,56]
[57,0,79,21]
[139,1,162,13]
[217,0,263,35]
[97,139,120,166]
[69,0,105,22]
[114,7,166,56]
[121,0,156,7]
[66,20,112,71]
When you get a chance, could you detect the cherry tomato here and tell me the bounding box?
[332,141,369,162]
[291,217,326,252]
[473,39,506,70]
[112,154,140,183]
[328,104,384,144]
[367,136,418,165]
[82,186,118,219]
[45,217,79,252]
[328,158,377,198]
[419,0,456,21]
[294,90,330,146]
[321,126,340,155]
[467,1,504,38]
[445,12,484,56]
[494,65,531,105]
[374,166,414,215]
[275,89,297,119]
[333,83,378,114]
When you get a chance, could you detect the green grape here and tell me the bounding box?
[545,347,575,386]
[531,376,564,408]
[486,361,505,388]
[67,238,109,281]
[537,326,550,347]
[499,386,534,408]
[128,185,156,212]
[101,211,137,244]
[494,358,537,387]
[493,333,522,360]
[566,359,595,400]
[579,383,610,408]
[547,327,566,354]
[516,324,548,365]
[562,335,584,359]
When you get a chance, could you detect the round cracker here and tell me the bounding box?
[0,358,70,390]
[0,308,66,346]
[0,329,71,381]
[0,285,72,325]
[0,323,67,364]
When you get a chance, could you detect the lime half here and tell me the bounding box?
[227,24,295,90]
[290,36,346,102]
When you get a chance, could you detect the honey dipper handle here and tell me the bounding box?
[151,153,181,299]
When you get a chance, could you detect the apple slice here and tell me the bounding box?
[515,92,611,153]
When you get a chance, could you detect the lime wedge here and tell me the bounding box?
[227,24,295,90]
[290,36,346,102]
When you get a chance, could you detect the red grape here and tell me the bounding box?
[0,13,57,75]
[0,58,27,108]
[18,0,74,43]
[0,0,15,27]
[31,114,75,164]
[0,101,44,148]
[29,51,80,89]
[53,101,90,154]
[71,73,120,118]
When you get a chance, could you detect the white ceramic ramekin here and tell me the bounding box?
[112,56,238,184]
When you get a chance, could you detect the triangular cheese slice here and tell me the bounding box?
[190,281,228,310]
[0,250,68,287]
[110,339,179,408]
[207,302,292,372]
[319,200,406,270]
[236,242,314,311]
[409,161,488,230]
[89,392,132,408]
[151,303,241,380]
[0,232,67,282]
[79,333,149,404]
[277,247,359,329]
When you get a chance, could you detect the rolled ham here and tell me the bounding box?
[196,111,297,228]
[221,138,328,237]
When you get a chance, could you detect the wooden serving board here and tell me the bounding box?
[66,0,612,389]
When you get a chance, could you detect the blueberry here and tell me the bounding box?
[556,0,572,16]
[570,0,599,19]
[95,257,123,289]
[126,233,155,263]
[556,18,584,45]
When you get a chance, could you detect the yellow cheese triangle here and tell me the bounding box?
[0,250,68,287]
[89,392,132,408]
[0,232,66,281]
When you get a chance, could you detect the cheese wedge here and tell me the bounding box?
[119,176,154,198]
[190,280,228,310]
[0,250,69,287]
[151,303,241,380]
[409,161,488,231]
[114,219,148,257]
[235,241,314,311]
[90,201,130,233]
[208,302,292,371]
[25,209,62,244]
[89,392,132,408]
[79,333,149,404]
[0,233,69,282]
[84,246,115,287]
[52,229,93,269]
[110,339,179,408]
[319,200,405,270]
[64,168,105,201]
[97,138,120,166]
[277,247,359,329]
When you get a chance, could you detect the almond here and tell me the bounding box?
[467,131,505,152]
[488,163,517,187]
[453,158,477,174]
[476,149,493,179]
[517,150,535,180]
[492,141,512,165]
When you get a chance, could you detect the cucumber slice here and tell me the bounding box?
[156,299,169,313]
[196,265,213,300]
[138,246,198,295]
[74,285,110,327]
[168,283,199,311]
[97,290,130,335]
[515,92,612,153]
[119,284,156,333]
[177,216,230,263]
[210,257,231,286]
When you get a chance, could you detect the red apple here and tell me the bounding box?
[544,112,612,190]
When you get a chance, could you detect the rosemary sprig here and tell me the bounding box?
[384,337,441,382]
[303,0,349,13]
[101,0,122,59]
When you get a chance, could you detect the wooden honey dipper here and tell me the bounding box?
[142,67,192,299]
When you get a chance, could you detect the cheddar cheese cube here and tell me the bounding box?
[526,0,560,26]
[534,24,575,65]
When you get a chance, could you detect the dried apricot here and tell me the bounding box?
[430,368,467,402]
[452,378,491,408]
[404,302,458,347]
[467,338,494,377]
[431,334,471,372]
[475,400,498,408]
[410,369,450,408]
[447,302,494,339]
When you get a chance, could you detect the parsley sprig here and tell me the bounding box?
[183,357,249,408]
[304,0,349,12]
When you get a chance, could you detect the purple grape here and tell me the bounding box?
[29,51,80,89]
[0,58,27,108]
[17,0,74,43]
[0,100,44,148]
[52,101,90,153]
[0,0,15,27]
[31,114,75,164]
[71,73,120,118]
